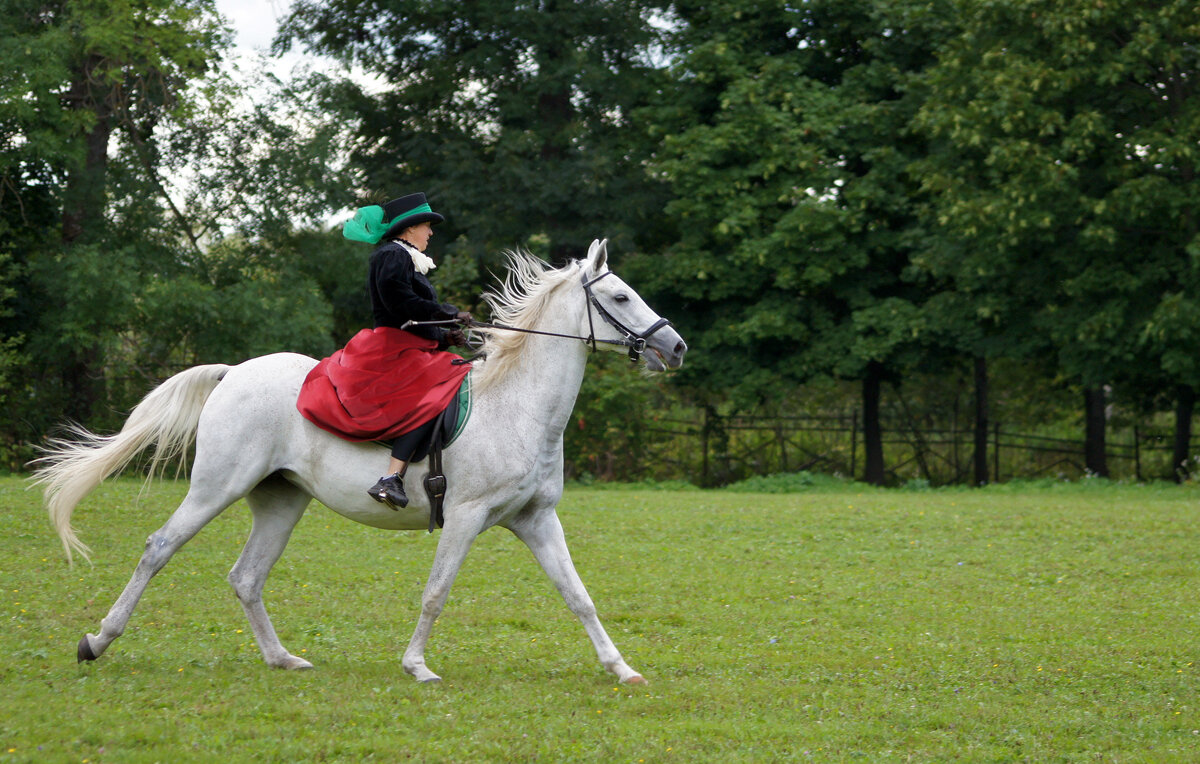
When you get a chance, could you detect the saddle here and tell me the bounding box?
[378,373,472,532]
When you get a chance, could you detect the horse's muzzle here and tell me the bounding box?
[644,330,687,372]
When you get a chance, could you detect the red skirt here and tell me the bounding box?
[297,326,471,442]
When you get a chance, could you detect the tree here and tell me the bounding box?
[278,0,675,271]
[635,0,957,484]
[0,2,350,460]
[914,0,1200,479]
[1,0,229,427]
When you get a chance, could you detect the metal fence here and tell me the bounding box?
[631,410,1188,486]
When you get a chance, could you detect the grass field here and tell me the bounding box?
[2,475,1199,762]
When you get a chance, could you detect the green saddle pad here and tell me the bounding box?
[448,371,472,445]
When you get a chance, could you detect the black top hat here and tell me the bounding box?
[381,193,445,240]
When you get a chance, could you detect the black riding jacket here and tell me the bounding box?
[368,241,458,346]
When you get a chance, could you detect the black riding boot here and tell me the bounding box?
[368,471,408,509]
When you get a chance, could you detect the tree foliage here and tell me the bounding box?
[638,1,954,396]
[5,0,1200,483]
[0,1,351,463]
[627,0,960,481]
[913,0,1200,476]
[917,0,1200,389]
[278,0,675,267]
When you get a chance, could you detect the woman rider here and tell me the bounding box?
[297,193,472,509]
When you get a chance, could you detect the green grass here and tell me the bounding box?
[2,476,1199,762]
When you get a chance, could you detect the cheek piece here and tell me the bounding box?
[581,271,671,361]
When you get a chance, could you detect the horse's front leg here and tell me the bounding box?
[508,508,646,684]
[401,506,487,683]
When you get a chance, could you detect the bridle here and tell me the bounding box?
[579,270,672,361]
[402,269,672,362]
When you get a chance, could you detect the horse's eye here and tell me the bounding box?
[614,294,629,303]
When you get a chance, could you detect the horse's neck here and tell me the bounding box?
[479,298,589,449]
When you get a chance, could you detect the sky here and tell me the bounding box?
[205,0,366,227]
[214,0,307,77]
[215,0,290,56]
[213,0,383,91]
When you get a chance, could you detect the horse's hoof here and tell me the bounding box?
[77,635,97,663]
[266,653,313,670]
[624,674,648,686]
[404,660,442,683]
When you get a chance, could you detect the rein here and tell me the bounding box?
[402,271,672,363]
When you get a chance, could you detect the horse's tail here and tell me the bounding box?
[31,363,231,564]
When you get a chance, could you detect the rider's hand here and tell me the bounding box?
[455,311,472,326]
[447,329,468,347]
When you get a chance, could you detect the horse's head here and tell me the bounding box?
[581,239,687,372]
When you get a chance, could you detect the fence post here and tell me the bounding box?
[1134,424,1142,482]
[850,409,859,480]
[952,404,960,483]
[993,422,1001,483]
[778,420,788,473]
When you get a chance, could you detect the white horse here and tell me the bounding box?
[34,240,686,684]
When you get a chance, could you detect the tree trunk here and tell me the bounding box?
[1172,384,1195,482]
[62,55,113,246]
[1083,387,1108,478]
[59,54,114,423]
[862,361,885,485]
[973,356,988,486]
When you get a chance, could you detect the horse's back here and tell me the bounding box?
[208,352,315,402]
[188,352,320,480]
[227,351,319,386]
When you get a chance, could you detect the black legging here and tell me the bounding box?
[389,416,439,463]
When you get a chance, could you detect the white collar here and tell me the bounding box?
[396,239,436,275]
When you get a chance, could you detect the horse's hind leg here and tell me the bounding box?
[508,508,646,684]
[78,485,243,663]
[228,475,312,669]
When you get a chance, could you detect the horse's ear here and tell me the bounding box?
[587,238,608,273]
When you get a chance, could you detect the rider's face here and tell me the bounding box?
[403,222,434,251]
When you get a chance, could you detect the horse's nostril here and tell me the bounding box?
[674,341,687,356]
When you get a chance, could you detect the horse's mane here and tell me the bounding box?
[471,249,585,392]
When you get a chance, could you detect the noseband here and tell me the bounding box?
[580,271,673,361]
